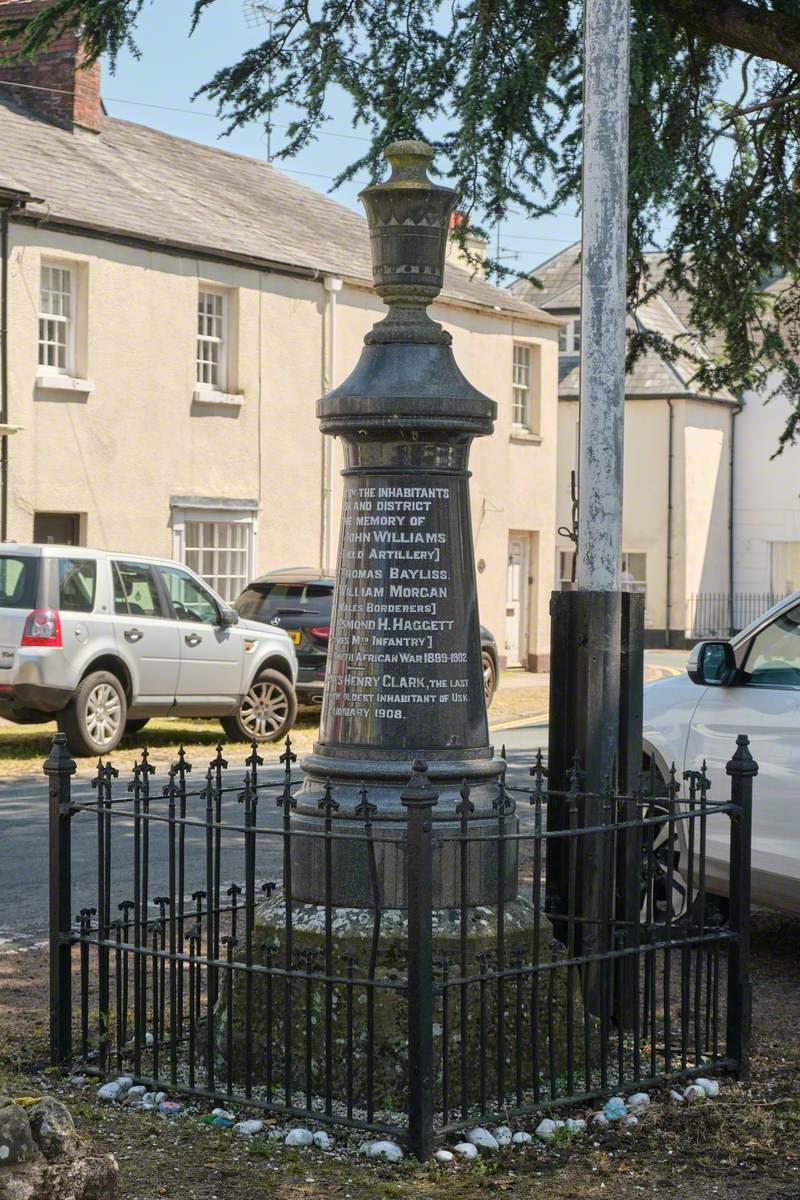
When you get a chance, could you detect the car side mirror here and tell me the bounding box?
[687,640,737,687]
[219,607,239,627]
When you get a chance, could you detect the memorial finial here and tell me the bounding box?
[359,140,457,346]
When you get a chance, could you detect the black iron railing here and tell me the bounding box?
[47,733,755,1160]
[686,592,788,639]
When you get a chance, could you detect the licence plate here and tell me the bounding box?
[288,630,302,645]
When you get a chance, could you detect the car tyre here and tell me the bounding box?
[58,670,128,757]
[482,649,497,708]
[220,669,297,744]
[124,718,150,736]
[640,761,690,923]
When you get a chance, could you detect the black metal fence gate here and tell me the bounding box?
[47,732,754,1161]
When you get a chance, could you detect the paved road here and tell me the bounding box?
[0,721,548,946]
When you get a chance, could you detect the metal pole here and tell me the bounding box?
[402,760,436,1162]
[46,732,77,1065]
[726,733,756,1079]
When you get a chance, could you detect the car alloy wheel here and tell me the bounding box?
[641,803,690,923]
[482,650,497,706]
[240,679,290,738]
[85,681,123,749]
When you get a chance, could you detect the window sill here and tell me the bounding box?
[36,374,94,395]
[510,428,543,444]
[192,388,244,408]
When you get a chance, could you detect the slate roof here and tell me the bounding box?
[0,88,556,323]
[510,243,736,401]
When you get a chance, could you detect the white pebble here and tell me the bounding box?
[467,1126,499,1151]
[234,1120,264,1136]
[535,1118,557,1141]
[435,1149,455,1163]
[285,1128,314,1147]
[511,1131,533,1145]
[313,1131,334,1150]
[627,1092,650,1114]
[695,1077,719,1098]
[670,1089,685,1104]
[97,1082,120,1103]
[154,1092,167,1104]
[683,1084,706,1104]
[115,1076,133,1093]
[365,1140,403,1162]
[493,1125,512,1146]
[453,1142,478,1159]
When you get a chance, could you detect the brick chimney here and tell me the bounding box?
[446,211,486,277]
[0,0,101,132]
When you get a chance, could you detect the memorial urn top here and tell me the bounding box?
[359,140,457,344]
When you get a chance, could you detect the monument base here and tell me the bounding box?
[217,893,586,1113]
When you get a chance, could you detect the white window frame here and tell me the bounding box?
[559,549,646,593]
[196,287,228,391]
[171,499,257,604]
[558,316,581,355]
[512,343,532,429]
[38,263,75,376]
[621,551,647,594]
[769,540,800,597]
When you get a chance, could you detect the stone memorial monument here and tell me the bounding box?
[293,138,510,903]
[239,142,568,1106]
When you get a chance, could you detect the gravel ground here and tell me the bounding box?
[1,908,799,1199]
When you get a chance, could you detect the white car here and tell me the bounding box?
[0,544,298,756]
[644,591,800,915]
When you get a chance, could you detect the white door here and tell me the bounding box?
[685,600,800,909]
[505,538,526,668]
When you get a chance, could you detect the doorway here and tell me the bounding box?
[505,533,533,668]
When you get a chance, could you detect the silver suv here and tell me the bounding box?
[0,545,298,756]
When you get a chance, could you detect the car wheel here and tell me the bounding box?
[482,650,497,707]
[58,670,127,757]
[640,764,690,923]
[124,718,149,736]
[220,669,297,743]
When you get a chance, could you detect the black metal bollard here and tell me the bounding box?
[725,733,757,1079]
[45,732,77,1066]
[402,760,437,1163]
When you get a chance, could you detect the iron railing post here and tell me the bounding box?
[402,759,437,1162]
[45,732,77,1066]
[725,733,757,1079]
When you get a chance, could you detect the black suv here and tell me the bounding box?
[234,567,499,707]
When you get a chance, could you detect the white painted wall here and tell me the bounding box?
[556,395,733,640]
[734,378,800,597]
[6,222,560,666]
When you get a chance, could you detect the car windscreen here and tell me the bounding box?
[235,582,332,621]
[0,555,39,609]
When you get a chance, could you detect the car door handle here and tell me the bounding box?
[124,628,143,643]
[184,633,202,647]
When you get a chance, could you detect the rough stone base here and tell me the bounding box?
[0,1152,118,1200]
[218,894,587,1111]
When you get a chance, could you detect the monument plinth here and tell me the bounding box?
[292,140,512,906]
